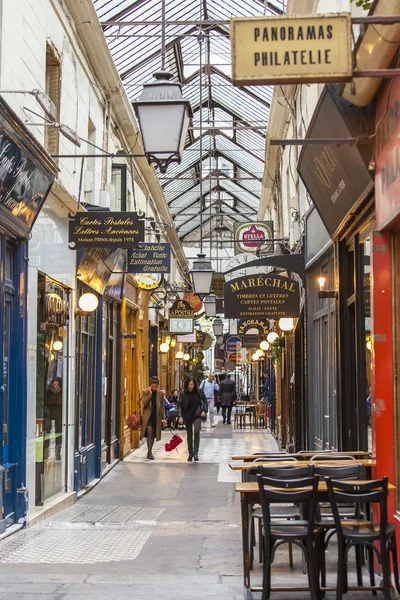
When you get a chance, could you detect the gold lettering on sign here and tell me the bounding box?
[314,145,338,189]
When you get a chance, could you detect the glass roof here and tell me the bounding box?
[94,0,285,240]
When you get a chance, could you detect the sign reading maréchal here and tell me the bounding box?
[128,243,170,274]
[231,13,351,86]
[69,211,144,249]
[224,274,300,319]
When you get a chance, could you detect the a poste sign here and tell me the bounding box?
[231,13,352,86]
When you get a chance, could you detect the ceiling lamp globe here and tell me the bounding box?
[260,340,270,351]
[53,340,63,352]
[183,353,190,361]
[176,350,184,359]
[279,318,294,332]
[252,352,259,361]
[256,348,264,357]
[267,331,279,344]
[160,342,170,353]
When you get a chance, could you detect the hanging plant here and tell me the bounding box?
[350,0,372,9]
[270,340,282,368]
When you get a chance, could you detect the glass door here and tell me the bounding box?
[36,274,69,505]
[3,295,14,525]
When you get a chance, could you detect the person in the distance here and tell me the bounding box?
[140,376,166,460]
[177,376,208,462]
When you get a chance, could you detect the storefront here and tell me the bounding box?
[298,84,374,452]
[0,98,57,530]
[74,248,122,491]
[305,206,336,450]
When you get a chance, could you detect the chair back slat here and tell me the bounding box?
[313,464,364,480]
[258,464,313,479]
[310,454,356,461]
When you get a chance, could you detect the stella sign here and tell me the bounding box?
[231,13,352,86]
[224,274,300,320]
[234,222,273,255]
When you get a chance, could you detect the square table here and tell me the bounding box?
[235,479,394,599]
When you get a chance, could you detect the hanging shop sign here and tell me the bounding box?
[375,77,400,230]
[231,13,352,86]
[224,273,300,320]
[183,292,203,314]
[216,298,224,315]
[0,98,57,235]
[238,318,269,336]
[69,211,144,249]
[226,335,242,353]
[234,222,274,255]
[298,86,373,238]
[134,273,163,291]
[227,352,238,364]
[127,242,171,274]
[243,334,260,348]
[169,299,194,334]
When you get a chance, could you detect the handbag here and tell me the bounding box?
[126,411,142,431]
[165,432,183,452]
[169,407,178,417]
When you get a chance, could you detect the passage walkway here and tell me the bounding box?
[0,421,385,599]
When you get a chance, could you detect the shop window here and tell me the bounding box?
[4,245,13,283]
[111,164,127,211]
[76,310,96,449]
[45,44,61,159]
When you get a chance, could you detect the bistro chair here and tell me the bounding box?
[257,473,323,600]
[251,463,313,568]
[326,476,400,600]
[234,402,253,429]
[254,403,267,428]
[313,463,365,589]
[310,454,356,461]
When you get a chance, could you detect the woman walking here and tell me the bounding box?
[178,376,208,462]
[140,376,166,460]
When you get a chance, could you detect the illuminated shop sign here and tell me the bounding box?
[224,274,300,319]
[69,211,144,249]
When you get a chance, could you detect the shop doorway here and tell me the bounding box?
[101,301,120,469]
[36,274,69,506]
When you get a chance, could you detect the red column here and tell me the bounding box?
[371,232,396,522]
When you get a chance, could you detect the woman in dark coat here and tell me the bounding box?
[178,376,208,462]
[140,376,166,460]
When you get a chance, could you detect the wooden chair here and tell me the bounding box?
[254,403,267,428]
[234,402,253,429]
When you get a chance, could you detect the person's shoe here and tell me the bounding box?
[211,423,216,427]
[227,421,231,425]
[223,418,226,424]
[194,455,199,461]
[147,452,154,460]
[187,454,193,462]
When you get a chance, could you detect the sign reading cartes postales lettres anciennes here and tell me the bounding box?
[128,243,171,274]
[69,211,144,249]
[224,274,300,320]
[231,13,352,86]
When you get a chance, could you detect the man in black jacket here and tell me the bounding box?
[219,373,237,425]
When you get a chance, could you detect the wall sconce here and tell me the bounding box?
[317,276,337,299]
[176,350,184,359]
[252,352,259,361]
[366,339,372,351]
[165,336,171,345]
[170,338,176,348]
[183,352,190,361]
[53,340,63,352]
[256,348,264,358]
[260,340,270,351]
[75,292,99,317]
[160,342,170,353]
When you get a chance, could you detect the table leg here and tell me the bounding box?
[241,492,251,594]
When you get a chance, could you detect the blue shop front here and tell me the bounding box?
[0,98,57,531]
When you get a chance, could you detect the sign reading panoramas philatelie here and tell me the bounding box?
[234,222,274,255]
[231,13,352,86]
[224,274,300,320]
[69,211,144,249]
